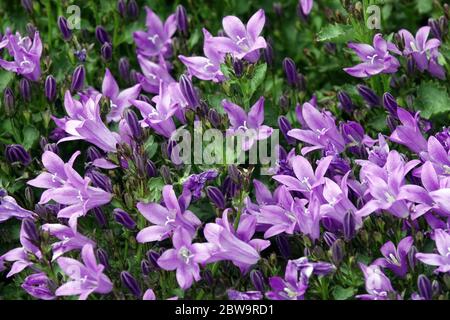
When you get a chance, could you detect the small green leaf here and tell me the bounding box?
[332,286,355,300]
[0,70,14,92]
[415,81,450,119]
[416,0,433,14]
[317,24,354,43]
[22,126,40,150]
[248,63,267,99]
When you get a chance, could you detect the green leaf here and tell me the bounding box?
[0,70,14,92]
[143,135,158,159]
[317,24,355,43]
[22,126,40,150]
[248,63,267,99]
[416,0,433,14]
[332,286,355,300]
[415,81,450,119]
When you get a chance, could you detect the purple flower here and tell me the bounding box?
[137,55,175,94]
[22,273,56,300]
[131,81,178,138]
[41,223,95,260]
[179,29,226,82]
[344,34,400,78]
[227,290,263,300]
[398,26,445,79]
[27,151,112,230]
[390,107,428,155]
[356,263,398,300]
[222,96,273,151]
[206,9,267,63]
[53,91,121,152]
[373,236,413,277]
[273,155,332,194]
[266,260,310,300]
[299,0,313,16]
[157,227,213,290]
[56,244,113,300]
[416,229,450,273]
[423,136,450,177]
[0,30,42,81]
[136,185,201,243]
[133,7,176,59]
[102,68,141,122]
[288,102,346,155]
[204,210,270,273]
[0,191,35,223]
[182,169,218,199]
[0,219,42,277]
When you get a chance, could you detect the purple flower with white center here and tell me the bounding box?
[131,81,178,138]
[133,7,176,59]
[398,26,444,78]
[288,102,346,155]
[344,34,400,78]
[0,219,42,277]
[222,96,273,151]
[291,257,335,276]
[157,227,213,290]
[423,136,450,177]
[101,68,141,122]
[41,223,96,260]
[204,210,270,273]
[356,263,398,300]
[373,236,413,277]
[416,229,450,273]
[0,191,35,223]
[390,107,428,155]
[22,273,56,300]
[179,29,226,82]
[56,244,113,300]
[273,155,332,194]
[266,260,311,300]
[206,9,267,63]
[259,186,305,238]
[136,185,201,243]
[227,290,263,300]
[0,30,42,81]
[398,161,450,219]
[137,54,175,94]
[182,169,218,199]
[356,150,420,219]
[53,91,121,152]
[27,151,112,230]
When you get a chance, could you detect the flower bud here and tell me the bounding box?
[44,75,56,102]
[96,248,109,269]
[250,270,265,292]
[141,259,151,276]
[233,58,244,77]
[113,208,136,230]
[87,146,103,162]
[120,271,141,298]
[70,65,85,93]
[324,42,337,55]
[101,42,112,61]
[147,250,160,269]
[357,84,380,107]
[273,3,283,17]
[343,211,356,240]
[331,239,344,265]
[118,57,130,83]
[88,170,113,193]
[323,231,337,247]
[5,144,32,166]
[95,26,110,45]
[206,186,225,209]
[127,0,139,20]
[117,0,127,18]
[275,234,291,258]
[432,280,441,296]
[407,55,416,75]
[383,92,398,116]
[124,109,143,140]
[283,57,298,87]
[23,219,39,244]
[408,245,418,270]
[19,78,31,102]
[263,42,274,67]
[439,16,448,37]
[57,16,72,41]
[179,74,200,108]
[418,275,432,300]
[278,116,295,145]
[208,109,221,128]
[3,87,15,116]
[428,18,442,40]
[21,0,33,14]
[176,5,188,36]
[227,165,241,184]
[203,269,214,286]
[26,23,36,39]
[146,159,157,178]
[92,207,107,228]
[337,91,353,114]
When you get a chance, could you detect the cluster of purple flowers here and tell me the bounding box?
[0,0,449,301]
